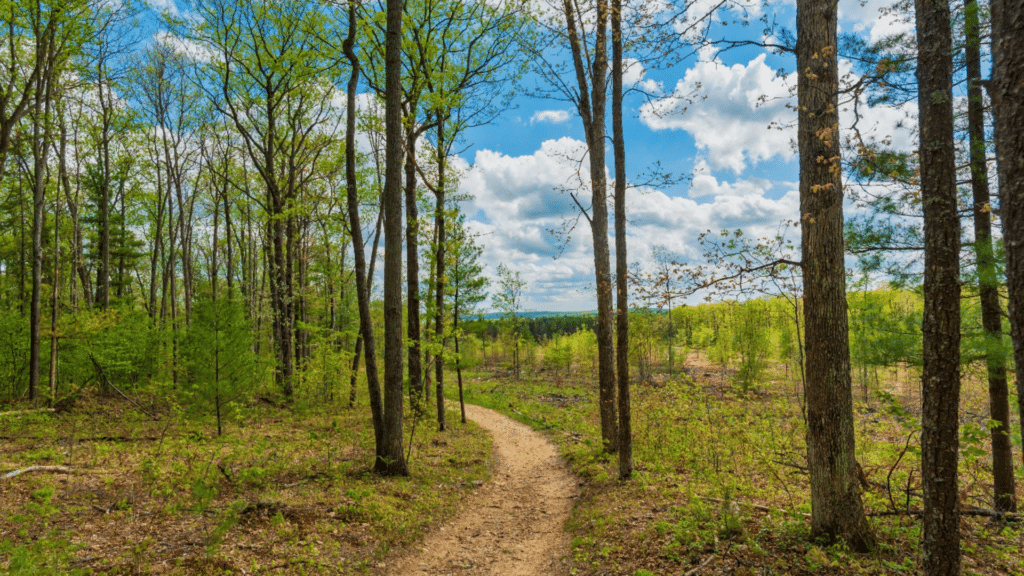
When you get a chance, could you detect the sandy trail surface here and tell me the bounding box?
[389,404,578,576]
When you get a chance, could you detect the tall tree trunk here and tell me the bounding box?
[29,71,54,405]
[405,123,423,410]
[916,0,962,572]
[611,0,631,480]
[562,0,617,453]
[57,118,90,310]
[96,74,111,311]
[350,206,384,409]
[175,175,193,323]
[964,0,1016,513]
[380,0,409,476]
[49,192,59,403]
[343,1,386,459]
[148,141,165,321]
[991,0,1024,473]
[434,121,447,432]
[212,191,220,303]
[796,0,873,552]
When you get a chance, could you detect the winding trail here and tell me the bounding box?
[390,404,578,576]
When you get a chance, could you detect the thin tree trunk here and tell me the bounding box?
[964,0,1016,513]
[991,0,1024,473]
[349,206,384,409]
[344,1,386,458]
[434,121,447,432]
[562,0,616,453]
[224,183,233,300]
[796,0,873,551]
[405,123,423,410]
[916,0,962,572]
[49,149,60,404]
[611,0,631,480]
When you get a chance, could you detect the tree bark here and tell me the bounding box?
[562,0,617,453]
[991,0,1024,473]
[964,0,1016,513]
[916,0,962,572]
[434,120,447,432]
[380,0,409,476]
[405,121,423,410]
[796,0,873,552]
[611,0,631,480]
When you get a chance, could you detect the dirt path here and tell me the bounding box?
[389,404,578,576]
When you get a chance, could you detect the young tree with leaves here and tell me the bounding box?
[448,215,487,423]
[182,297,255,436]
[178,0,339,398]
[494,263,526,379]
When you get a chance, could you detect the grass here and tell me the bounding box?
[454,352,1024,576]
[0,392,492,575]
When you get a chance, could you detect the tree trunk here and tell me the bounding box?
[454,285,467,424]
[380,0,409,476]
[561,0,617,453]
[342,1,385,465]
[405,122,423,411]
[991,0,1024,473]
[964,0,1016,513]
[434,121,447,433]
[796,0,873,552]
[916,0,962,572]
[29,83,53,405]
[611,0,631,480]
[349,204,384,409]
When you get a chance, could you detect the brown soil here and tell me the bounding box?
[388,404,578,576]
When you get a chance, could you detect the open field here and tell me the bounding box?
[458,350,1024,576]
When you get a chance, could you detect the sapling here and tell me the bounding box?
[181,297,256,436]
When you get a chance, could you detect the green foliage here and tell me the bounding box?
[181,297,257,436]
[728,302,771,392]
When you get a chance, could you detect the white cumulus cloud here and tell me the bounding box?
[640,53,796,173]
[530,109,571,124]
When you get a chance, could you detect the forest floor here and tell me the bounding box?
[386,404,577,576]
[458,352,1024,576]
[0,395,495,575]
[2,352,1022,575]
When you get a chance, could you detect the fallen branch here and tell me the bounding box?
[683,554,715,576]
[0,408,55,418]
[701,496,811,518]
[867,508,1021,520]
[2,465,73,480]
[90,355,155,420]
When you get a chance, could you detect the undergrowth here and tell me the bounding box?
[456,360,1024,576]
[0,394,491,575]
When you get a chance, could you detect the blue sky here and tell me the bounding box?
[147,0,920,313]
[446,0,918,312]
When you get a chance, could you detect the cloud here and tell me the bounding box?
[530,110,571,124]
[640,53,796,173]
[838,0,914,43]
[147,0,179,15]
[640,51,917,175]
[688,160,774,198]
[455,138,803,311]
[153,31,212,62]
